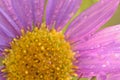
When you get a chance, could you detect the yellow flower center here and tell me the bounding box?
[2,23,76,80]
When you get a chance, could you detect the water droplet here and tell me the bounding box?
[106,61,110,65]
[8,7,12,11]
[114,53,120,58]
[96,45,100,48]
[90,65,95,69]
[102,64,106,68]
[90,47,94,49]
[100,0,104,4]
[90,72,95,75]
[13,16,17,21]
[83,15,88,19]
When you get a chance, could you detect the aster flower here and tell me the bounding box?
[0,0,120,80]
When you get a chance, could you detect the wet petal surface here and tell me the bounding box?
[66,0,120,44]
[73,25,120,78]
[46,0,81,31]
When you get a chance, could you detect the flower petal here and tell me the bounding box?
[0,0,45,30]
[0,0,27,31]
[0,1,20,54]
[11,0,43,29]
[0,0,45,55]
[0,66,5,80]
[65,0,120,43]
[0,1,21,36]
[96,74,120,80]
[106,74,120,80]
[46,0,81,30]
[73,25,120,78]
[32,0,45,25]
[0,9,17,54]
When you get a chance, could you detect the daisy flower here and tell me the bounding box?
[0,0,120,80]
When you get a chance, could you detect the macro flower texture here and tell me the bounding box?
[0,0,120,80]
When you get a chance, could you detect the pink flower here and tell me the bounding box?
[0,0,120,80]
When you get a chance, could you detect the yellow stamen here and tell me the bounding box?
[2,23,76,80]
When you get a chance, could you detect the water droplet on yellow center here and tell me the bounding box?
[2,23,76,80]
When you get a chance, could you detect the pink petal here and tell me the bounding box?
[66,0,120,44]
[46,0,81,31]
[96,74,120,80]
[0,66,5,80]
[106,74,120,80]
[0,0,45,30]
[73,25,120,78]
[0,0,45,55]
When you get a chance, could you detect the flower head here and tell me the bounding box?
[0,0,120,80]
